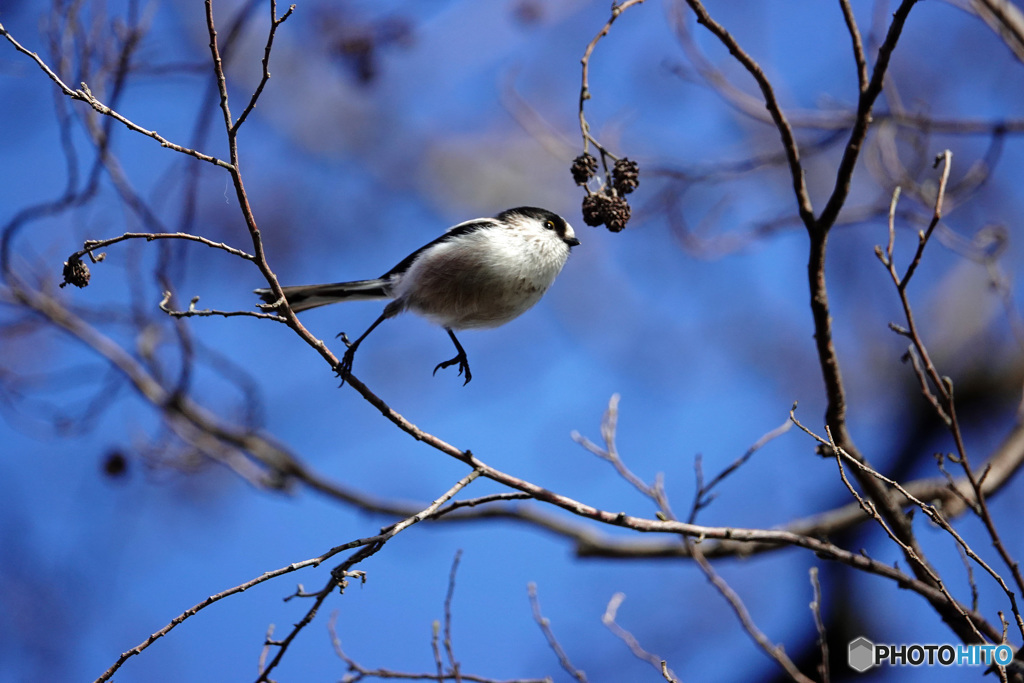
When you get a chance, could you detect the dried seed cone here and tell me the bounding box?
[612,157,639,195]
[571,153,599,186]
[604,195,631,232]
[581,192,610,227]
[61,256,91,288]
[581,192,632,232]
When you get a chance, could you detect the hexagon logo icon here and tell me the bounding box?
[848,636,876,673]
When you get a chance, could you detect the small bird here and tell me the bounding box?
[256,206,579,385]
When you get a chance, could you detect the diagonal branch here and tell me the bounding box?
[232,1,295,133]
[256,470,483,682]
[0,21,232,170]
[680,0,815,227]
[688,539,815,683]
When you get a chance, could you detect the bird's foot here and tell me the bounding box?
[335,345,356,387]
[433,351,472,385]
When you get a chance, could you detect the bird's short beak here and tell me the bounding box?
[566,236,581,248]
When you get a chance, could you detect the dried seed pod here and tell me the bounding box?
[603,195,632,232]
[612,157,639,195]
[571,153,599,186]
[581,192,611,227]
[61,256,91,288]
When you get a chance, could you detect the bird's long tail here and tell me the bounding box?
[254,279,391,313]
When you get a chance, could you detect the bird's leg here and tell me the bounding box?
[335,312,389,386]
[433,328,472,385]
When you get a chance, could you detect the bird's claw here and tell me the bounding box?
[433,352,472,385]
[335,348,356,387]
[335,331,353,348]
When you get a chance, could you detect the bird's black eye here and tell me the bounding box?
[544,219,555,230]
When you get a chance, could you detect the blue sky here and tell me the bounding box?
[3,1,1024,681]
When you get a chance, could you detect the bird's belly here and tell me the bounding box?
[398,240,564,330]
[403,264,549,329]
[413,278,547,329]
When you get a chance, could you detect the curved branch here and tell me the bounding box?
[680,0,815,226]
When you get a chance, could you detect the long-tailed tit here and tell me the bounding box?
[256,206,579,384]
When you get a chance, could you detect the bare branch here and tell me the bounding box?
[809,568,829,683]
[443,550,463,683]
[578,0,648,157]
[876,153,1024,634]
[680,0,815,225]
[0,21,232,169]
[839,0,869,93]
[72,231,255,263]
[900,151,954,291]
[601,593,678,681]
[256,470,484,681]
[818,0,920,231]
[687,540,814,683]
[528,583,587,683]
[572,394,675,519]
[11,284,302,485]
[93,526,383,683]
[232,1,295,133]
[690,415,793,521]
[159,291,285,322]
[792,412,1021,645]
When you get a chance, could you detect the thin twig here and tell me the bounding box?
[809,568,829,683]
[0,21,232,169]
[159,291,286,322]
[601,593,678,681]
[578,0,647,157]
[681,0,814,224]
[792,411,1019,645]
[687,540,814,683]
[690,416,792,521]
[257,470,483,681]
[232,1,295,132]
[958,544,980,614]
[901,151,953,291]
[818,0,921,230]
[874,152,1024,639]
[443,550,463,683]
[72,231,255,263]
[93,532,379,683]
[257,623,275,678]
[572,394,675,519]
[528,583,587,683]
[838,0,869,93]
